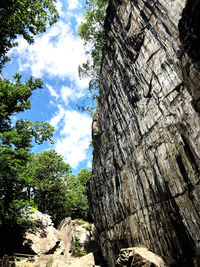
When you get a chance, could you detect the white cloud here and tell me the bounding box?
[8,1,93,171]
[55,0,64,17]
[50,104,65,129]
[11,20,88,89]
[67,0,79,10]
[47,84,59,99]
[87,161,92,169]
[60,86,74,104]
[47,83,85,107]
[53,110,92,168]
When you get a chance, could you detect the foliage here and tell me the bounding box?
[77,168,92,186]
[0,115,54,215]
[22,153,92,227]
[83,222,92,231]
[78,0,108,112]
[23,149,71,227]
[5,200,38,230]
[0,75,54,255]
[0,74,43,132]
[0,0,59,69]
[1,199,38,255]
[74,234,87,256]
[74,235,82,253]
[0,117,54,224]
[65,169,92,220]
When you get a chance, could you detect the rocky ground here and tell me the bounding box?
[12,210,101,267]
[0,210,167,267]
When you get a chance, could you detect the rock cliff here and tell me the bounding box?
[87,0,200,266]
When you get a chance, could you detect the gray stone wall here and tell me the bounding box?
[87,0,200,266]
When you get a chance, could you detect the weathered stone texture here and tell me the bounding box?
[116,247,166,267]
[23,213,74,256]
[34,253,96,267]
[87,0,200,266]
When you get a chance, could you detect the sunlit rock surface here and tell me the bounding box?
[23,210,61,255]
[116,247,166,267]
[24,213,74,256]
[34,253,95,267]
[87,0,200,266]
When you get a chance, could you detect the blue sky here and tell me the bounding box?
[2,0,93,173]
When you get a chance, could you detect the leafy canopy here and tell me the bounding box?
[0,74,54,212]
[22,149,71,226]
[0,0,59,69]
[22,152,92,227]
[0,74,43,132]
[64,168,92,221]
[0,0,59,256]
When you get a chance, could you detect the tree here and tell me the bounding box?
[0,75,54,255]
[0,74,43,132]
[2,199,38,254]
[0,0,59,255]
[0,0,59,69]
[77,168,92,186]
[23,152,92,226]
[23,149,71,226]
[0,119,54,208]
[65,169,92,220]
[78,0,108,112]
[0,74,54,212]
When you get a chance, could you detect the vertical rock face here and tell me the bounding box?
[87,0,200,266]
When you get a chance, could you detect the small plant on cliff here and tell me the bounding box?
[83,222,92,231]
[74,235,87,256]
[78,0,108,113]
[74,235,81,253]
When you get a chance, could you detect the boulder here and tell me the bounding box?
[23,210,61,255]
[23,213,93,258]
[35,253,96,267]
[72,220,92,248]
[23,210,99,266]
[68,253,95,267]
[56,217,73,256]
[116,247,166,267]
[34,254,68,267]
